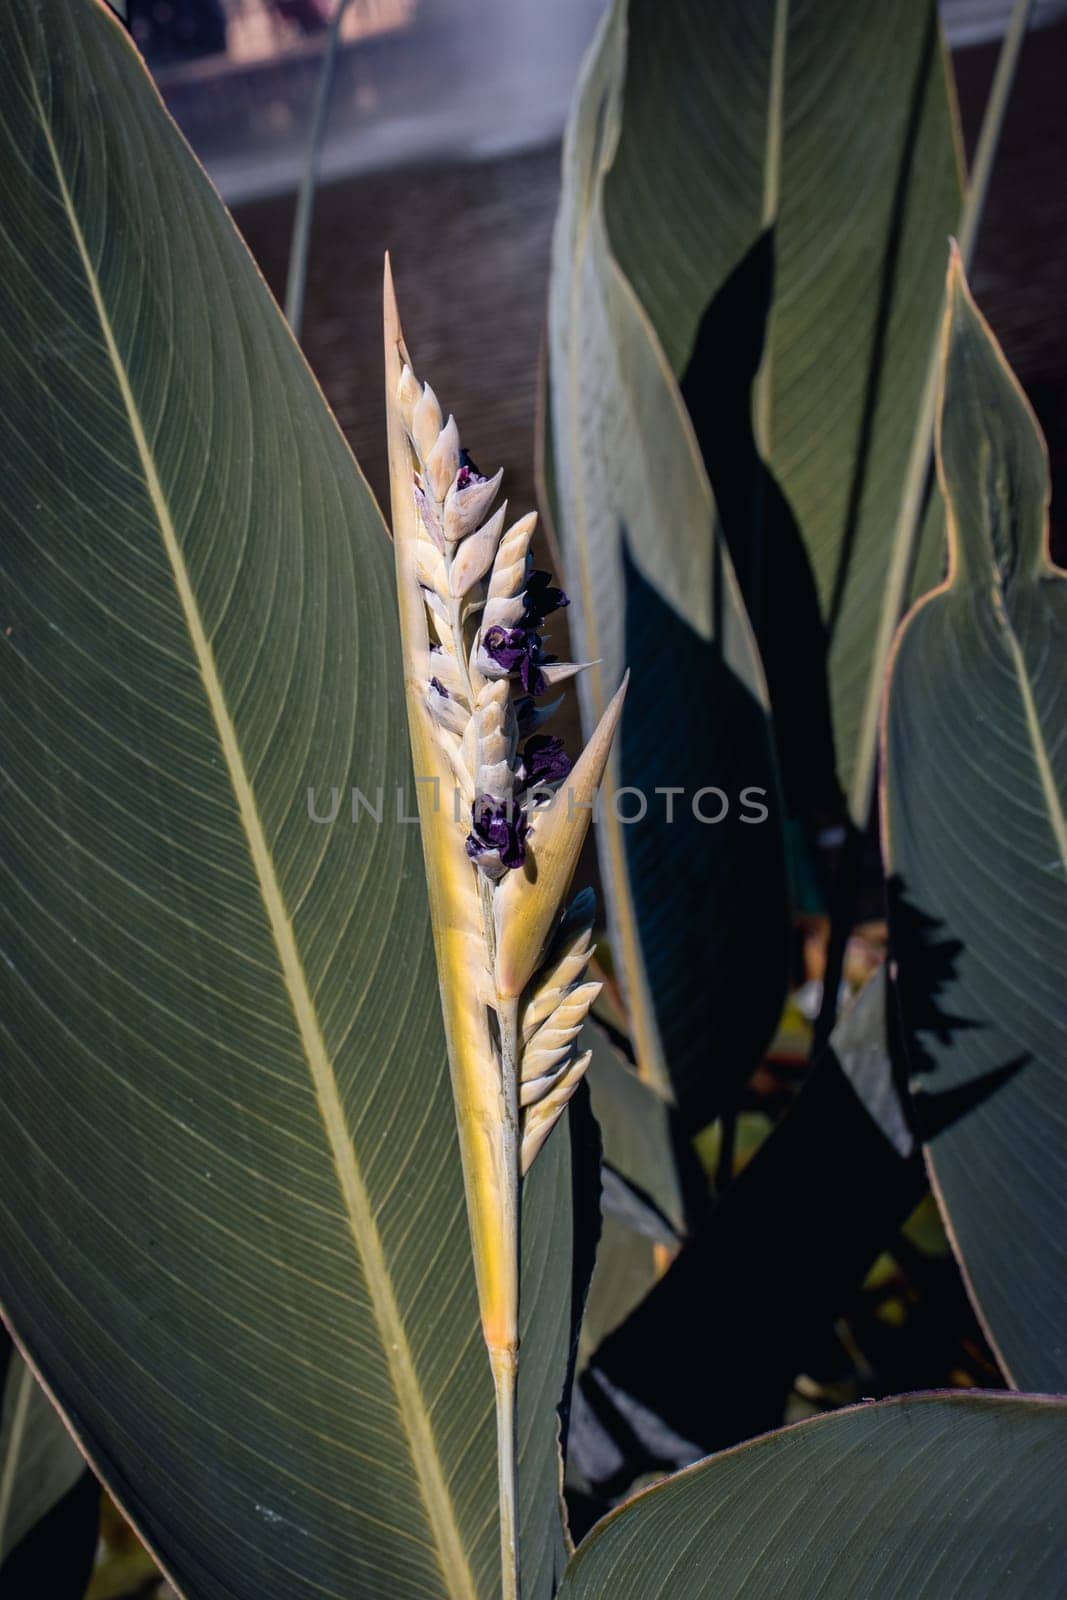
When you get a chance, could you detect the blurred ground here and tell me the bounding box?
[236,142,557,528]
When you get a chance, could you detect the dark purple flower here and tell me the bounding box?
[518,735,571,791]
[481,625,527,671]
[523,570,569,626]
[466,795,529,870]
[457,449,485,489]
[482,625,554,696]
[428,676,449,698]
[483,625,542,694]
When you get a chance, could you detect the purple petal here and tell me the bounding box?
[523,569,569,625]
[520,735,571,789]
[467,794,529,871]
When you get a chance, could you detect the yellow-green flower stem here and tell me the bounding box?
[444,541,523,1600]
[384,260,522,1600]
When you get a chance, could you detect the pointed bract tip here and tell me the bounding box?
[587,671,628,744]
[383,253,410,373]
[492,667,629,1000]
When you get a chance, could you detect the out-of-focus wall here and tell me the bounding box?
[145,0,607,202]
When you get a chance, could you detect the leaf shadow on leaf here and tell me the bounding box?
[565,872,1032,1525]
[887,873,1030,1141]
[679,230,840,822]
[619,539,789,1132]
[566,1055,926,1513]
[565,617,1039,1524]
[824,0,943,634]
[677,0,944,827]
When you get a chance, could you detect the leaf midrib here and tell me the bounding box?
[28,44,477,1600]
[753,0,788,458]
[992,580,1067,873]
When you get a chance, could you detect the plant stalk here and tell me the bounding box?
[447,569,523,1600]
[484,965,521,1600]
[753,0,788,459]
[491,992,522,1600]
[749,0,789,634]
[285,0,352,339]
[490,1346,520,1600]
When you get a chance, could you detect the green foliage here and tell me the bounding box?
[547,0,789,1130]
[547,0,1066,1585]
[0,3,573,1596]
[0,0,1063,1596]
[883,258,1067,1392]
[601,0,962,824]
[559,1395,1067,1599]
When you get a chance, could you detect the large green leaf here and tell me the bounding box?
[0,1334,97,1594]
[599,0,962,821]
[0,4,571,1596]
[559,1394,1067,1598]
[547,1,789,1126]
[883,259,1067,1392]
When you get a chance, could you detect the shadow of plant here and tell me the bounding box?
[680,229,841,822]
[886,874,1030,1141]
[619,542,790,1133]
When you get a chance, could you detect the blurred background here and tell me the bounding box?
[133,0,607,524]
[77,1,1064,1592]
[122,0,1066,552]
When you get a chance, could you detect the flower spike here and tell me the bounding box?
[384,257,625,1600]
